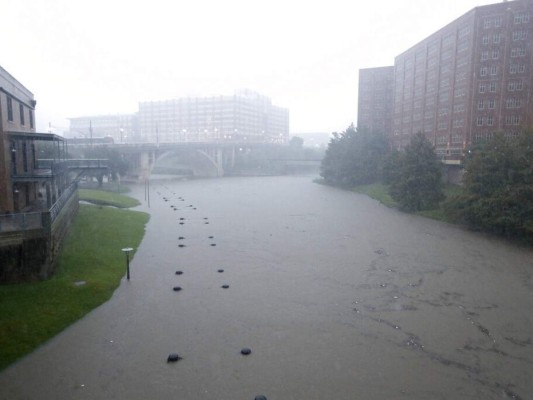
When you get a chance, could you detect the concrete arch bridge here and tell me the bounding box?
[115,141,282,180]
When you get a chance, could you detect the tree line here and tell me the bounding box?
[320,125,533,243]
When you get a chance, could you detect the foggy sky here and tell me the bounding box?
[3,0,496,135]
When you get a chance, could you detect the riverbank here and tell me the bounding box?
[0,193,149,371]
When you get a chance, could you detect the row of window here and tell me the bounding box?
[476,116,495,126]
[510,47,527,57]
[483,13,529,29]
[480,65,499,76]
[477,115,522,126]
[479,82,498,93]
[481,50,500,60]
[6,96,34,128]
[482,33,502,45]
[478,99,497,110]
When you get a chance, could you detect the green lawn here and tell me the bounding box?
[0,203,149,371]
[351,182,464,223]
[79,188,140,208]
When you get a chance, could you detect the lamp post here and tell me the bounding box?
[122,247,134,280]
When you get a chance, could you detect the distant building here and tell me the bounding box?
[357,66,394,135]
[68,114,139,143]
[137,89,289,144]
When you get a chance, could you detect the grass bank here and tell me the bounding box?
[79,188,140,208]
[350,182,464,223]
[0,198,149,371]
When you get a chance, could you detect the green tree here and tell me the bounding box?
[447,131,533,240]
[390,132,444,211]
[320,124,389,187]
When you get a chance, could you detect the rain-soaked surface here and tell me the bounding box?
[1,175,532,400]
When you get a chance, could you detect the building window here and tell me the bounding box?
[19,103,25,125]
[505,115,522,125]
[490,65,498,75]
[437,135,448,145]
[484,19,491,29]
[22,142,28,173]
[29,110,34,128]
[478,100,485,110]
[482,35,490,45]
[511,48,526,58]
[481,51,489,61]
[7,96,14,121]
[480,67,488,76]
[492,50,500,59]
[514,13,529,24]
[479,84,486,93]
[487,115,494,126]
[438,121,448,131]
[488,99,496,109]
[453,103,465,113]
[452,134,462,143]
[477,117,484,126]
[493,33,502,44]
[494,16,502,27]
[512,30,528,41]
[453,119,464,128]
[489,82,497,92]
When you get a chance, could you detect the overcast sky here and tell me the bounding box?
[3,0,497,135]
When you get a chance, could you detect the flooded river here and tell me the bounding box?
[1,175,532,399]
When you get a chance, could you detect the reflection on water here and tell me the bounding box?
[1,175,532,400]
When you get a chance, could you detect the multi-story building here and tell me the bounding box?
[136,89,289,144]
[357,66,394,134]
[68,114,139,143]
[360,0,532,163]
[1,65,42,213]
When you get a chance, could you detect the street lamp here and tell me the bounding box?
[122,247,134,280]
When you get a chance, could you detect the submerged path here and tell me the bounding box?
[0,175,532,399]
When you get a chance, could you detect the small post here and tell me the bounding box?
[122,247,134,280]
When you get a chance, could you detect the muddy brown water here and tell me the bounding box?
[1,175,532,400]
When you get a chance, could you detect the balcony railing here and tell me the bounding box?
[50,181,78,222]
[0,212,44,233]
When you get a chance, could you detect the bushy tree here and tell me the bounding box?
[320,124,389,187]
[390,132,444,211]
[446,131,533,240]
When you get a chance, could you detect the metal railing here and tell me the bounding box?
[50,182,78,222]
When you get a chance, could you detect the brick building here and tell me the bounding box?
[357,66,394,134]
[359,0,533,163]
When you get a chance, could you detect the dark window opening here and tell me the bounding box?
[20,103,25,125]
[29,110,34,128]
[7,96,14,121]
[22,142,28,173]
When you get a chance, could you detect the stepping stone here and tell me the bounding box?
[217,269,224,273]
[255,396,267,400]
[175,271,183,275]
[221,285,229,289]
[173,286,182,291]
[240,348,252,355]
[208,236,214,239]
[167,353,182,362]
[178,237,185,240]
[178,244,186,248]
[210,244,216,247]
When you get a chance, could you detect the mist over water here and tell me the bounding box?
[1,175,531,399]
